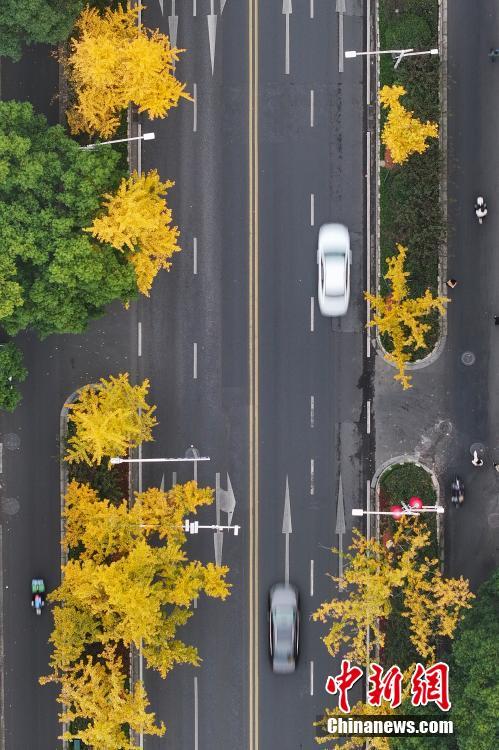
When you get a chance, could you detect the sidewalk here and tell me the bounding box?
[1,43,59,122]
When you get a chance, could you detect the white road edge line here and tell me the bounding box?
[310,89,314,127]
[139,637,144,748]
[0,443,2,474]
[193,83,198,132]
[366,399,371,434]
[366,129,372,358]
[310,660,314,696]
[310,459,315,496]
[137,322,142,357]
[0,526,4,750]
[310,559,314,596]
[310,0,314,19]
[193,0,197,17]
[310,297,315,332]
[310,395,315,428]
[310,193,315,226]
[193,343,198,379]
[194,676,199,750]
[338,12,344,73]
[193,236,198,275]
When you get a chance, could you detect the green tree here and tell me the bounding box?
[0,100,137,338]
[0,0,84,61]
[0,342,27,411]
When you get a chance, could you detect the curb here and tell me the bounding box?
[373,0,449,372]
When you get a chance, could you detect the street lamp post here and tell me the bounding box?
[345,47,439,69]
[110,455,210,465]
[184,520,240,536]
[353,497,444,518]
[81,132,155,150]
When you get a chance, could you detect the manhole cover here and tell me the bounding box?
[489,513,499,529]
[3,433,20,450]
[1,497,19,515]
[438,420,453,436]
[461,351,475,366]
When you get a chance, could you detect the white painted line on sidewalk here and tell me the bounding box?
[366,399,371,434]
[310,89,314,127]
[310,395,315,428]
[0,526,4,750]
[310,297,315,332]
[137,322,142,357]
[193,237,198,275]
[310,660,314,695]
[193,83,198,132]
[193,343,198,379]
[310,459,315,495]
[310,0,314,19]
[310,559,314,596]
[310,193,315,226]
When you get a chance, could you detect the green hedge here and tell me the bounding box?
[379,0,443,359]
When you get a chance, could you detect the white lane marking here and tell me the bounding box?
[193,597,198,609]
[193,83,198,132]
[366,480,371,542]
[310,459,315,495]
[366,130,372,358]
[338,12,344,73]
[366,400,371,434]
[137,122,142,177]
[310,89,314,127]
[194,677,199,750]
[193,0,197,16]
[193,236,198,275]
[139,638,144,748]
[310,660,314,696]
[193,343,198,379]
[138,438,143,493]
[172,471,177,487]
[310,193,315,226]
[310,297,315,332]
[0,443,2,473]
[310,395,315,428]
[310,0,314,19]
[310,559,314,596]
[137,322,142,357]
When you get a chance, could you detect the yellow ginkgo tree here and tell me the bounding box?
[313,520,473,665]
[86,170,181,296]
[65,373,157,465]
[66,4,192,137]
[380,84,438,164]
[365,244,448,389]
[43,480,231,746]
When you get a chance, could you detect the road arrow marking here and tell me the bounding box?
[282,0,292,74]
[158,0,164,14]
[169,0,179,49]
[282,476,292,584]
[335,474,346,579]
[220,0,228,12]
[214,473,237,565]
[207,0,217,75]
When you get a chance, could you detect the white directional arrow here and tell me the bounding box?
[282,476,293,584]
[214,473,237,566]
[158,0,164,14]
[282,0,292,75]
[168,0,178,49]
[335,475,346,579]
[220,0,228,12]
[207,0,217,76]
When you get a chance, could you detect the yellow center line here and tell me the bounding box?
[248,0,259,748]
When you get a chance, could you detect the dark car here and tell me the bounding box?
[268,583,299,673]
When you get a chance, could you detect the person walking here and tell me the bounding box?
[472,450,484,467]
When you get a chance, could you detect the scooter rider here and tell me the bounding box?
[475,196,488,221]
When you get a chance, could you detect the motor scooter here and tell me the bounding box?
[451,476,464,507]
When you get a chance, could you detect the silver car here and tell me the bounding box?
[268,583,299,674]
[317,223,351,316]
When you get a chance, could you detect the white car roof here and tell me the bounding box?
[324,254,346,296]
